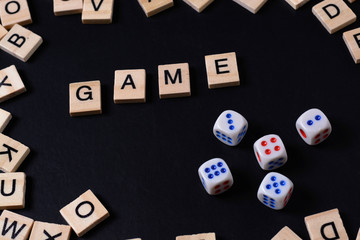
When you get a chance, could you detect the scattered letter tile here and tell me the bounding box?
[29,221,71,240]
[137,0,174,17]
[0,65,26,103]
[285,0,310,10]
[0,210,33,240]
[176,232,216,240]
[343,28,360,64]
[0,133,30,172]
[233,0,267,13]
[183,0,214,12]
[53,0,83,16]
[272,226,302,240]
[114,69,146,103]
[0,0,32,29]
[0,108,11,132]
[0,24,7,40]
[82,0,114,24]
[0,172,26,210]
[158,63,191,99]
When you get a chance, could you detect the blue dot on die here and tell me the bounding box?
[211,165,217,170]
[275,189,281,194]
[307,120,313,126]
[266,184,271,189]
[205,168,210,173]
[215,171,220,176]
[228,120,233,124]
[208,174,214,179]
[280,180,286,186]
[226,114,232,118]
[273,183,279,188]
[271,176,277,181]
[315,115,321,121]
[229,125,235,130]
[221,168,226,173]
[217,162,223,167]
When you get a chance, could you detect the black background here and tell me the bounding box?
[0,0,360,239]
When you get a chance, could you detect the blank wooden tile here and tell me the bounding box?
[0,172,25,210]
[60,189,109,237]
[272,226,302,240]
[343,28,360,63]
[82,0,114,24]
[176,232,216,240]
[0,24,7,40]
[0,0,32,29]
[69,80,102,117]
[205,52,240,89]
[233,0,267,13]
[0,24,43,62]
[0,108,11,132]
[183,0,214,12]
[158,63,191,99]
[0,133,30,172]
[114,69,146,103]
[305,208,348,240]
[285,0,310,10]
[312,0,356,34]
[29,221,71,240]
[0,210,33,240]
[54,0,83,16]
[0,65,26,103]
[137,0,174,17]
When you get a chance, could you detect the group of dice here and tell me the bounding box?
[198,108,332,210]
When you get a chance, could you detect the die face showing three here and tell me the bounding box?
[296,108,332,145]
[257,172,294,210]
[213,110,248,146]
[254,134,287,170]
[198,158,233,195]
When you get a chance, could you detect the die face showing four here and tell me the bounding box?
[257,172,294,210]
[254,134,288,170]
[296,108,332,145]
[213,110,248,146]
[198,158,233,195]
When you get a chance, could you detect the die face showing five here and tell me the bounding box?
[213,110,248,146]
[257,172,294,210]
[198,158,233,195]
[254,134,288,170]
[296,108,332,145]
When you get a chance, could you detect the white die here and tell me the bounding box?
[296,108,332,145]
[253,134,288,170]
[213,110,248,146]
[198,158,233,195]
[257,172,294,210]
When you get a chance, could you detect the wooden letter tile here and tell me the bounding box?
[0,108,11,132]
[285,0,310,10]
[0,210,33,240]
[305,208,349,240]
[137,0,174,17]
[158,63,191,99]
[69,80,102,117]
[114,69,146,103]
[60,189,109,237]
[183,0,214,12]
[0,24,43,62]
[176,232,216,240]
[0,24,7,40]
[0,172,26,210]
[82,0,114,24]
[29,221,71,240]
[343,28,360,63]
[0,65,26,103]
[205,52,240,89]
[0,133,30,172]
[0,0,32,29]
[53,0,83,16]
[272,226,302,240]
[312,0,356,34]
[233,0,267,13]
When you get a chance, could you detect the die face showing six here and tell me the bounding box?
[253,134,288,170]
[198,158,233,195]
[213,110,248,146]
[296,108,332,145]
[257,172,294,210]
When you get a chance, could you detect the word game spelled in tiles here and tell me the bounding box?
[198,158,233,195]
[69,80,102,117]
[60,189,109,237]
[176,232,216,240]
[29,221,71,240]
[137,0,174,17]
[0,0,32,29]
[0,172,26,210]
[257,172,294,210]
[158,63,191,99]
[0,24,43,62]
[272,226,302,240]
[182,0,214,12]
[53,0,83,16]
[0,65,26,103]
[114,69,146,103]
[82,0,114,24]
[285,0,310,10]
[233,0,268,14]
[0,108,11,132]
[213,110,248,146]
[205,52,240,89]
[0,133,30,172]
[305,208,349,240]
[0,210,34,240]
[343,28,360,64]
[312,0,356,34]
[254,134,288,170]
[0,24,7,40]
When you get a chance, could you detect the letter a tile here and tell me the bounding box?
[0,65,26,103]
[158,63,191,99]
[0,210,34,240]
[0,0,32,29]
[272,226,302,240]
[0,172,26,210]
[29,221,71,240]
[82,0,114,24]
[114,69,146,103]
[60,189,109,237]
[0,133,30,172]
[343,28,360,64]
[312,0,356,34]
[305,208,349,240]
[176,232,216,240]
[137,0,174,17]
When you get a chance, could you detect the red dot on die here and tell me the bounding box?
[223,181,229,185]
[315,134,320,139]
[261,141,267,146]
[274,146,280,151]
[315,139,321,144]
[215,190,221,194]
[300,129,307,138]
[323,129,329,134]
[323,134,329,139]
[223,185,230,190]
[270,138,277,143]
[265,149,271,155]
[215,185,221,189]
